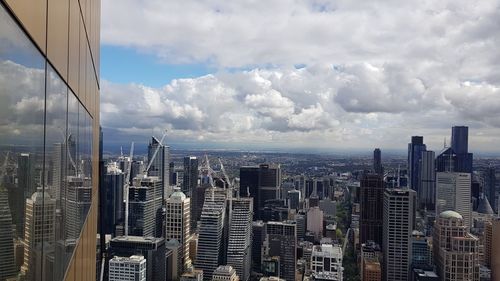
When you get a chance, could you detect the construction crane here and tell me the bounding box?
[218,157,232,190]
[201,154,215,188]
[143,130,168,176]
[124,142,134,237]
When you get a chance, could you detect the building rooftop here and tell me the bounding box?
[439,210,463,220]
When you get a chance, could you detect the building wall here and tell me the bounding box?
[0,0,100,280]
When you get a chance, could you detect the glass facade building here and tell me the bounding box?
[0,0,100,280]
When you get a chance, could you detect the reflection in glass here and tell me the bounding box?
[0,5,46,281]
[0,5,93,281]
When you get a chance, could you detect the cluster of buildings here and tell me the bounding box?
[351,126,500,281]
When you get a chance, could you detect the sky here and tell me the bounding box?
[100,0,500,154]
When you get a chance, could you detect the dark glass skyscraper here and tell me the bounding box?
[373,148,383,175]
[183,156,199,198]
[408,136,427,191]
[451,126,473,173]
[360,173,384,246]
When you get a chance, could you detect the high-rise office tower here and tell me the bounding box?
[191,183,209,231]
[212,265,240,281]
[195,197,226,281]
[183,156,199,198]
[0,0,100,278]
[109,236,167,281]
[20,191,56,280]
[108,255,147,281]
[0,187,16,280]
[169,162,176,185]
[307,205,324,242]
[102,163,125,236]
[240,164,281,220]
[374,148,383,175]
[128,177,164,237]
[432,211,479,281]
[265,221,296,281]
[418,150,436,210]
[484,167,497,213]
[451,126,473,173]
[360,173,384,246]
[408,136,427,192]
[64,176,92,239]
[165,189,192,271]
[227,198,253,281]
[287,189,301,210]
[436,172,472,228]
[251,220,266,273]
[148,136,170,197]
[383,188,416,281]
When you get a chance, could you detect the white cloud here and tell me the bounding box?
[99,0,500,151]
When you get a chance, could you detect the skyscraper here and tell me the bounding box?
[227,197,253,281]
[433,211,479,281]
[165,189,192,271]
[102,163,125,236]
[383,188,416,281]
[452,126,473,173]
[128,177,164,237]
[108,255,147,281]
[408,136,427,192]
[183,156,199,198]
[0,187,16,280]
[265,221,296,281]
[0,0,100,278]
[148,136,170,197]
[195,196,226,281]
[373,148,383,175]
[418,150,436,210]
[20,191,56,280]
[251,220,266,273]
[360,173,384,246]
[484,167,497,213]
[240,164,281,220]
[436,172,472,228]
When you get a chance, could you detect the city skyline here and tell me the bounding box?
[100,0,500,152]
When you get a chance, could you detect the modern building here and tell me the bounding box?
[418,150,436,210]
[360,173,384,246]
[183,156,199,198]
[20,191,56,280]
[307,206,324,242]
[373,148,383,175]
[101,162,125,236]
[408,136,427,192]
[436,172,472,227]
[265,221,296,281]
[288,189,301,210]
[383,188,416,281]
[109,236,166,281]
[195,197,226,281]
[0,0,100,278]
[411,231,430,270]
[165,189,192,271]
[411,269,439,281]
[310,244,343,280]
[128,176,164,237]
[240,164,281,219]
[484,167,497,213]
[147,136,170,196]
[108,255,147,281]
[0,187,16,280]
[451,126,473,173]
[212,265,240,281]
[433,211,480,281]
[252,220,266,273]
[227,198,253,281]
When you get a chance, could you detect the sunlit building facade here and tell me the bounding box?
[0,0,100,279]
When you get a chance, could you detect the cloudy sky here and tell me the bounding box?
[100,0,500,154]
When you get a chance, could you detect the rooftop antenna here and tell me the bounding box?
[443,137,447,149]
[120,146,123,158]
[124,142,134,237]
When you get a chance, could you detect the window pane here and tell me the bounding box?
[0,5,46,281]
